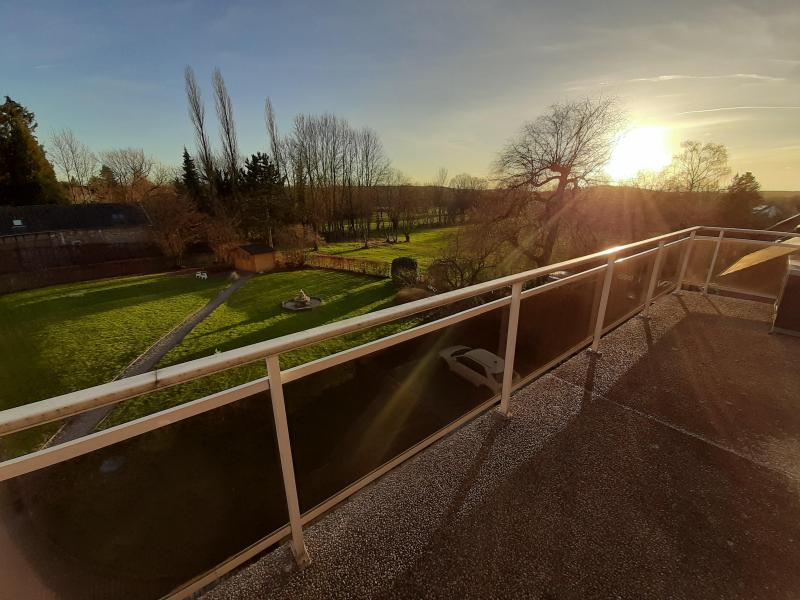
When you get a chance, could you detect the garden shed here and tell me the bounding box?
[232,244,276,273]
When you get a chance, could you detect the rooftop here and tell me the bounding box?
[238,243,275,255]
[204,291,800,600]
[0,203,150,236]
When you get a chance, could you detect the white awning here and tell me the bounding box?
[719,237,800,276]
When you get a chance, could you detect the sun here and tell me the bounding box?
[606,126,672,181]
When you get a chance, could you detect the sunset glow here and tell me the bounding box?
[606,126,672,181]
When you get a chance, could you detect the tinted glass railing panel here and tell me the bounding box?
[683,238,717,285]
[603,252,652,328]
[655,241,684,296]
[0,392,287,600]
[514,273,601,378]
[284,306,504,513]
[686,239,788,297]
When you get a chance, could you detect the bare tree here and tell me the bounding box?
[448,173,487,222]
[148,163,179,194]
[185,66,216,194]
[204,205,240,261]
[663,141,730,192]
[493,96,624,266]
[142,188,203,265]
[49,128,97,202]
[279,112,392,246]
[212,68,239,190]
[427,225,499,291]
[381,168,410,242]
[99,148,154,202]
[355,126,389,187]
[265,97,285,176]
[431,166,449,225]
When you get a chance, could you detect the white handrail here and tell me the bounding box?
[0,223,793,596]
[699,226,795,238]
[3,224,792,440]
[0,226,701,436]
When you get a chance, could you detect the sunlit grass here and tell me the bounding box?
[315,226,460,267]
[0,273,227,454]
[103,269,419,426]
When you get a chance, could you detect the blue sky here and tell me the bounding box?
[2,0,799,188]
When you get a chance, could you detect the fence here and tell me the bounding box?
[304,252,391,277]
[0,226,795,599]
[0,256,174,295]
[0,242,162,274]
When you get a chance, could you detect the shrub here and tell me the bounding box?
[391,256,418,287]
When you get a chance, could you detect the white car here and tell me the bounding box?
[439,345,519,393]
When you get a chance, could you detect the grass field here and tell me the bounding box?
[103,269,418,426]
[0,273,227,454]
[315,225,459,267]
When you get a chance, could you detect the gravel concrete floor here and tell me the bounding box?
[203,292,800,600]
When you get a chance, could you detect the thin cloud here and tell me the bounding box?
[629,73,785,82]
[676,106,800,116]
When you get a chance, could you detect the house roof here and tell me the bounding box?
[0,203,150,236]
[238,243,274,255]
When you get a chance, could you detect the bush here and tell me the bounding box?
[391,256,418,287]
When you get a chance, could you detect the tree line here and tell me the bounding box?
[1,87,793,278]
[0,71,489,263]
[422,98,789,292]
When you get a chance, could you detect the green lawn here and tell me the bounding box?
[315,226,460,267]
[103,269,418,427]
[0,273,227,454]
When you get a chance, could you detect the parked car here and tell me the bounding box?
[547,270,573,282]
[439,345,520,393]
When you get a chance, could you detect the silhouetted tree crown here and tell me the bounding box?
[727,171,761,198]
[721,171,762,227]
[0,96,65,205]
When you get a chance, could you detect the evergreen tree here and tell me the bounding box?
[0,96,65,205]
[239,152,286,244]
[88,164,122,202]
[180,147,206,211]
[721,172,762,227]
[727,172,761,199]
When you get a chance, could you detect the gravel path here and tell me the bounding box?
[47,271,253,445]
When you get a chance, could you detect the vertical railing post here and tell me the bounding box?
[703,230,725,294]
[675,230,697,293]
[265,354,311,568]
[641,241,665,318]
[498,282,522,417]
[590,253,616,354]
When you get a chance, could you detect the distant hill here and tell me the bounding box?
[762,191,800,200]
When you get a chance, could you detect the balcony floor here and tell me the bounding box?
[204,291,800,600]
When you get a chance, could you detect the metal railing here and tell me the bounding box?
[0,225,795,598]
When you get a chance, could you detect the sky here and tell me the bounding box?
[2,0,799,189]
